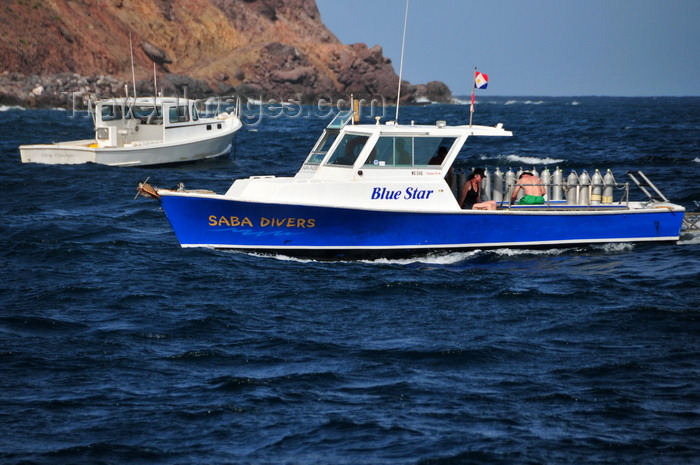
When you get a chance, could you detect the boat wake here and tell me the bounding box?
[679,230,700,245]
[592,242,635,253]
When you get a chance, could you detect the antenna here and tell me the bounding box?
[395,0,409,122]
[129,31,136,99]
[153,62,157,95]
[153,62,158,119]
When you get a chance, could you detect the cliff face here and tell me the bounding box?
[0,0,451,105]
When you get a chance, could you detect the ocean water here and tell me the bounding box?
[1,97,699,464]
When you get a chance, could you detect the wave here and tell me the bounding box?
[480,154,566,165]
[488,247,568,257]
[694,157,700,163]
[504,99,544,105]
[257,250,481,265]
[0,105,71,112]
[413,96,434,104]
[0,104,25,111]
[592,242,635,253]
[679,230,700,245]
[358,250,481,265]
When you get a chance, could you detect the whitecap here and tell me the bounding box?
[694,157,700,163]
[0,105,25,111]
[504,154,566,165]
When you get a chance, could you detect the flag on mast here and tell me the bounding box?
[469,68,488,125]
[475,71,488,89]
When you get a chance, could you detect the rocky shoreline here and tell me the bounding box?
[0,71,454,110]
[0,71,226,109]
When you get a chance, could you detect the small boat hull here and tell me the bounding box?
[158,193,685,258]
[19,96,242,167]
[20,131,236,167]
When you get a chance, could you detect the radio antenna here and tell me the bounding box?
[129,31,137,99]
[395,0,409,122]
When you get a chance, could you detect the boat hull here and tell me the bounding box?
[158,193,685,258]
[19,129,238,167]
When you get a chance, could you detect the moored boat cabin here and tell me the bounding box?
[93,97,229,149]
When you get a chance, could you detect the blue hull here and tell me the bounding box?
[159,195,684,258]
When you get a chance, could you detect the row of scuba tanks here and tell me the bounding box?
[450,167,619,205]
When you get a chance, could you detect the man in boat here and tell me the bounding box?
[511,172,546,205]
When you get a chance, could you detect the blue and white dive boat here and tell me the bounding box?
[138,112,686,259]
[20,96,242,166]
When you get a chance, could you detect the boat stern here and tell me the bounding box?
[20,140,98,164]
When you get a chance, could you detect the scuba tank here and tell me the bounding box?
[579,170,591,206]
[603,169,616,204]
[492,167,504,202]
[541,167,551,201]
[504,168,516,204]
[591,169,603,205]
[481,167,491,201]
[531,167,540,179]
[449,170,459,198]
[566,170,579,205]
[457,169,467,203]
[551,167,563,201]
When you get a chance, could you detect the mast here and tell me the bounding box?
[394,0,409,122]
[469,67,476,126]
[129,31,137,99]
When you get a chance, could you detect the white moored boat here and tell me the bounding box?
[20,96,242,167]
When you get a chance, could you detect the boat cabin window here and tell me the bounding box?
[304,130,340,164]
[326,134,370,166]
[131,105,163,124]
[169,105,190,123]
[100,105,123,121]
[364,136,457,167]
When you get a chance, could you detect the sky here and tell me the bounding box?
[315,0,700,97]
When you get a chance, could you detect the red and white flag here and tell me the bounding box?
[474,72,488,90]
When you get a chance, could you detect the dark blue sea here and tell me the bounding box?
[2,97,699,465]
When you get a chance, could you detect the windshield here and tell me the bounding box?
[326,134,370,166]
[364,136,457,167]
[304,130,340,164]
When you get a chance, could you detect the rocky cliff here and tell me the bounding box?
[0,0,451,107]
